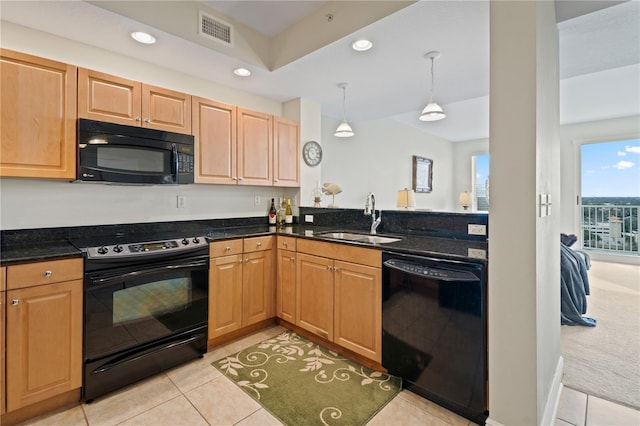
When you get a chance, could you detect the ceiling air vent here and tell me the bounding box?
[199,10,233,46]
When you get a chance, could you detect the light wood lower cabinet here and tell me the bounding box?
[276,236,297,324]
[295,239,382,362]
[209,237,274,340]
[0,49,77,179]
[4,259,83,412]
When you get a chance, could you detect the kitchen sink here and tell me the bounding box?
[316,231,402,244]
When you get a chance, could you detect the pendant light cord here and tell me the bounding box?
[430,57,435,103]
[341,85,347,122]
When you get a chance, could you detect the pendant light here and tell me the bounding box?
[335,83,354,138]
[419,51,446,122]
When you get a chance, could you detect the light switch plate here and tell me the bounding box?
[304,215,314,223]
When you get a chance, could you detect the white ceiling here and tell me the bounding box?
[1,1,638,142]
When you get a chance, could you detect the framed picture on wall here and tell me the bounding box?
[412,155,433,193]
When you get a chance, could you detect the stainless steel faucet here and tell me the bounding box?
[365,192,382,234]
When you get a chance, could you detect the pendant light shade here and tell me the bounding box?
[335,83,354,138]
[419,51,446,122]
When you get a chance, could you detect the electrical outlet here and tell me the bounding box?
[305,215,314,223]
[468,248,487,259]
[177,195,186,208]
[254,195,260,206]
[468,224,486,236]
[293,196,298,206]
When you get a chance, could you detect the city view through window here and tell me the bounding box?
[581,139,640,255]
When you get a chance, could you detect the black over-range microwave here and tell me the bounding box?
[77,119,194,184]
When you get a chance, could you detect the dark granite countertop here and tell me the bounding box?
[1,219,488,266]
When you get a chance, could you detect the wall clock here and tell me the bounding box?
[302,141,323,167]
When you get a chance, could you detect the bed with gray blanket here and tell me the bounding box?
[560,239,596,326]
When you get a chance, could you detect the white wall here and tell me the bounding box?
[488,2,561,425]
[452,138,490,211]
[320,116,455,211]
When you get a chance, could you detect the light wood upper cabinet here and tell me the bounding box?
[273,117,299,187]
[78,68,191,134]
[193,97,237,184]
[237,108,273,186]
[0,49,77,179]
[5,259,83,412]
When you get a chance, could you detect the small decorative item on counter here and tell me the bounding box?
[322,182,342,208]
[313,181,323,207]
[285,199,293,224]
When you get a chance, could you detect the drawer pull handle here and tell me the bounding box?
[11,299,19,306]
[290,257,295,262]
[225,247,231,251]
[283,241,288,246]
[44,270,53,277]
[257,242,262,247]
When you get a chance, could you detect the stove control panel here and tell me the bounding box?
[86,236,206,259]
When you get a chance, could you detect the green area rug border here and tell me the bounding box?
[213,331,402,426]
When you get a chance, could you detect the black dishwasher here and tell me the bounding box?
[382,251,488,424]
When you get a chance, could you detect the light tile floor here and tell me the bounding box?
[16,325,640,426]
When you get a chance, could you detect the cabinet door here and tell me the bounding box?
[277,249,296,323]
[273,117,299,187]
[242,250,274,326]
[296,253,334,341]
[5,280,82,411]
[237,108,272,186]
[78,68,141,126]
[142,84,191,134]
[209,254,243,339]
[334,261,382,362]
[1,49,77,179]
[193,97,237,184]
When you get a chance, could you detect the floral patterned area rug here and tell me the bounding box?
[213,331,402,426]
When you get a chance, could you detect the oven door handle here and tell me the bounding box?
[91,333,205,375]
[90,260,208,286]
[383,259,479,282]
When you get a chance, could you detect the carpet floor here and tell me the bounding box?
[561,259,640,410]
[213,330,402,426]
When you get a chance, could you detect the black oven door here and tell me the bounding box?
[84,255,208,360]
[83,255,208,400]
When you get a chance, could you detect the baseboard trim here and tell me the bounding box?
[541,356,564,426]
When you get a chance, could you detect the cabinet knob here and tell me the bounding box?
[290,257,295,262]
[238,177,243,181]
[44,270,53,277]
[135,116,141,122]
[245,259,249,263]
[274,179,279,182]
[144,118,151,123]
[257,242,262,247]
[11,299,19,306]
[326,265,332,271]
[232,177,237,181]
[225,246,231,251]
[333,267,339,272]
[283,241,288,246]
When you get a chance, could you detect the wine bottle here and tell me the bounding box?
[285,199,293,224]
[268,198,277,225]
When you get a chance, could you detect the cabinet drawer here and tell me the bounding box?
[6,258,83,290]
[210,239,243,258]
[244,236,273,253]
[276,236,296,251]
[297,239,381,268]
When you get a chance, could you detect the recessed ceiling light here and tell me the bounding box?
[131,31,156,44]
[233,68,251,77]
[351,39,373,52]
